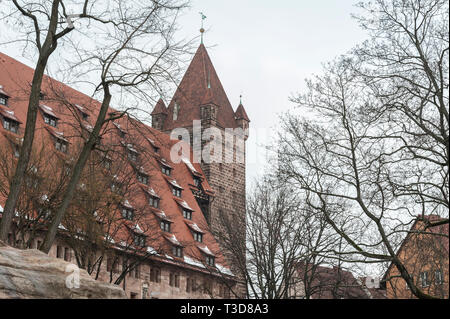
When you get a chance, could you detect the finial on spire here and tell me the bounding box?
[199,12,207,44]
[240,94,243,105]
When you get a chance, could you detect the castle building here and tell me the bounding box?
[0,42,249,299]
[151,44,249,291]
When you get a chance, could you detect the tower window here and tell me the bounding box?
[173,102,180,121]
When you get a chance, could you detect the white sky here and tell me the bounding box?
[175,0,369,184]
[1,0,369,185]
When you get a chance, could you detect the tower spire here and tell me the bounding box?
[199,12,207,44]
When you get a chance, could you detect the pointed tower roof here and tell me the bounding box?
[163,44,238,130]
[235,102,250,122]
[151,98,168,115]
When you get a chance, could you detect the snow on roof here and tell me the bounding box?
[197,244,214,256]
[147,246,158,255]
[58,224,67,230]
[164,233,182,246]
[176,198,194,211]
[0,205,3,213]
[216,264,234,276]
[186,221,204,234]
[168,178,183,189]
[184,255,206,269]
[122,199,133,209]
[182,157,198,173]
[154,210,171,222]
[133,223,144,234]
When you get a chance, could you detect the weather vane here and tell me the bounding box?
[199,12,207,44]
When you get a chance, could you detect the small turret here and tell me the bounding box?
[234,100,250,140]
[151,98,168,131]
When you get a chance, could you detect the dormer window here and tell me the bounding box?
[40,105,59,127]
[172,246,183,258]
[75,104,89,121]
[194,177,202,188]
[55,138,68,153]
[133,233,146,247]
[111,180,123,193]
[0,86,8,105]
[2,117,19,133]
[0,96,7,106]
[103,157,112,170]
[44,114,58,127]
[162,166,171,176]
[121,203,134,220]
[172,186,182,197]
[183,209,192,220]
[137,172,149,185]
[149,196,160,208]
[125,144,139,161]
[193,232,203,243]
[160,220,171,232]
[205,256,215,267]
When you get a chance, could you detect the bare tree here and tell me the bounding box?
[216,173,341,299]
[0,0,129,241]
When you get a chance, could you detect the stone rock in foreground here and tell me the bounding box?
[0,241,126,299]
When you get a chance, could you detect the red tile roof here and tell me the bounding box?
[0,51,233,276]
[235,103,250,122]
[162,44,240,130]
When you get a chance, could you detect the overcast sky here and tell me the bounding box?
[1,0,369,185]
[175,0,369,184]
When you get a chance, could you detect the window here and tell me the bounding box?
[172,246,183,258]
[194,177,201,188]
[186,277,193,293]
[0,95,8,106]
[173,102,180,121]
[172,187,182,197]
[128,150,138,162]
[435,270,444,285]
[133,264,140,278]
[150,267,161,283]
[193,232,203,243]
[162,166,171,176]
[203,280,212,294]
[420,271,430,288]
[43,114,58,127]
[121,207,134,220]
[149,196,159,208]
[103,158,112,170]
[56,245,63,259]
[205,255,215,267]
[130,292,138,299]
[111,181,123,194]
[137,172,149,185]
[55,138,68,153]
[13,144,20,158]
[169,273,180,287]
[183,209,192,220]
[134,233,146,247]
[64,247,71,262]
[2,118,19,133]
[160,220,171,232]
